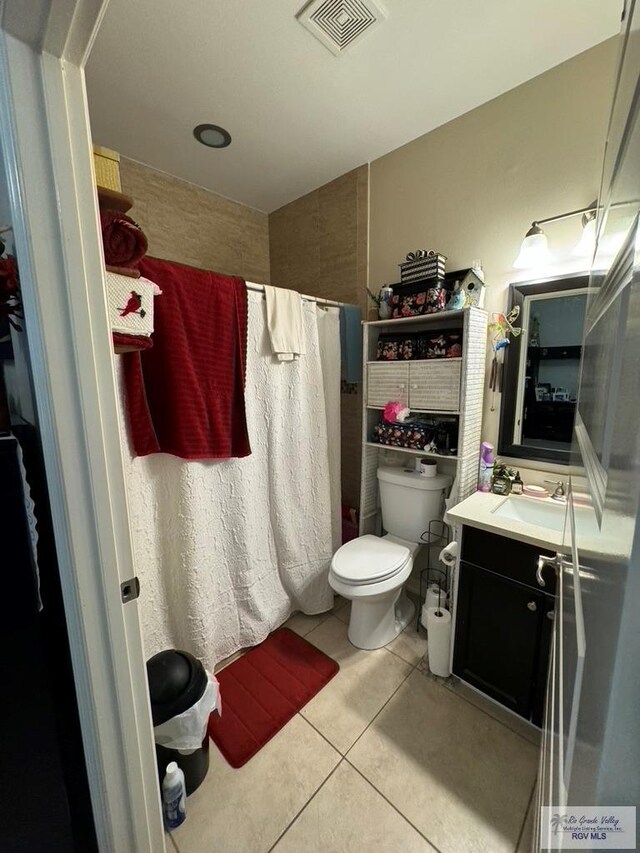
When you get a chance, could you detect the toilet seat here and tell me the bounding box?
[331,535,411,586]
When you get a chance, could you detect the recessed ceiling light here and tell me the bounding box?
[193,124,232,149]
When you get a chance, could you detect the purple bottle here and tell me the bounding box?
[478,442,495,492]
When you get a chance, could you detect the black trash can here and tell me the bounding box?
[146,649,211,795]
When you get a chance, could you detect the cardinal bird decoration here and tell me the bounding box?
[120,291,146,319]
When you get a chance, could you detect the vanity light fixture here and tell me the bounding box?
[513,223,551,270]
[513,201,597,269]
[573,209,598,257]
[193,123,232,149]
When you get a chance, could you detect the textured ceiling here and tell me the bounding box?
[86,0,620,212]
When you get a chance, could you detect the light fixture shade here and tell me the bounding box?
[573,216,597,257]
[193,124,232,148]
[513,227,551,269]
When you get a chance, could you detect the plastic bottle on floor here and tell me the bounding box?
[162,762,186,830]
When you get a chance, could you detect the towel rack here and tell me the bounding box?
[246,281,348,309]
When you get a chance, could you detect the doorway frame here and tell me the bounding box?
[0,1,164,849]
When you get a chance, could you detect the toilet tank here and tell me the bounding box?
[377,466,452,543]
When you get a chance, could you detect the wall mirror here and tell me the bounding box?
[498,273,589,465]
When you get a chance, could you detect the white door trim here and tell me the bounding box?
[0,2,164,849]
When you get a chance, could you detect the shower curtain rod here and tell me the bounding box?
[246,280,348,309]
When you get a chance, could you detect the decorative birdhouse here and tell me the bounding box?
[444,268,486,308]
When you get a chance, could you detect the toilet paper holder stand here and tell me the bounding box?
[416,519,452,631]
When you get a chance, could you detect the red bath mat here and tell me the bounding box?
[208,627,339,768]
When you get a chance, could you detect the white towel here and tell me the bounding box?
[264,284,305,361]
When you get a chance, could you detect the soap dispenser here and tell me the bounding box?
[512,471,523,495]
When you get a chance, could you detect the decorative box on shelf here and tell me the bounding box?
[93,143,134,213]
[93,144,121,192]
[399,251,446,283]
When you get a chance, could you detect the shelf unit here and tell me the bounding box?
[364,442,457,460]
[365,309,466,328]
[368,407,461,415]
[359,307,488,535]
[366,357,463,363]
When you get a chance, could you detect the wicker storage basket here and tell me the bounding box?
[93,145,121,192]
[367,363,410,407]
[408,360,461,411]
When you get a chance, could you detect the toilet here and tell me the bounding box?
[329,465,451,650]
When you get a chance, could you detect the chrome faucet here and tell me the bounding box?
[545,480,566,502]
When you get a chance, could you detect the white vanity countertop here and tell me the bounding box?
[449,490,633,564]
[447,491,569,551]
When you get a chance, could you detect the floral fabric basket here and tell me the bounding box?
[390,279,447,318]
[372,417,459,455]
[373,421,432,451]
[376,331,462,361]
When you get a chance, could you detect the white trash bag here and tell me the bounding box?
[153,672,221,754]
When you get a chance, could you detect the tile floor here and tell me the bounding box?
[169,597,539,853]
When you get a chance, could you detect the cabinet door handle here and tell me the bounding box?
[537,554,560,587]
[536,558,548,587]
[527,601,537,611]
[547,610,555,620]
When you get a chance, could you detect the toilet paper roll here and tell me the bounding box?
[438,540,458,567]
[425,583,447,612]
[421,584,444,628]
[419,458,437,477]
[426,606,452,678]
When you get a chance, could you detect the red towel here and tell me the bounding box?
[100,209,148,268]
[123,257,251,460]
[112,332,154,352]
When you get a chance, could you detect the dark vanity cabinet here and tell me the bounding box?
[452,526,556,726]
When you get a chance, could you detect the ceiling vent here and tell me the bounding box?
[297,0,387,56]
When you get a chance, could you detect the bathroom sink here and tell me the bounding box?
[492,495,597,537]
[493,496,567,532]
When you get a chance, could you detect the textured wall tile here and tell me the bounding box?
[120,158,271,283]
[356,165,370,314]
[269,191,320,295]
[269,164,369,510]
[340,391,363,508]
[318,172,358,305]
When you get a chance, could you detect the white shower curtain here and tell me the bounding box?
[117,291,341,670]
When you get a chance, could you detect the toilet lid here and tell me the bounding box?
[331,535,411,585]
